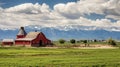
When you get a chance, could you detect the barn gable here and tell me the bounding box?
[31,32,51,47]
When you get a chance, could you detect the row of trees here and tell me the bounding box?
[59,38,117,46]
[59,39,89,45]
[59,39,76,44]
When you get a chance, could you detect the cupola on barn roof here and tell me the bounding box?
[17,27,27,35]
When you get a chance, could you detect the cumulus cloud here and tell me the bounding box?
[5,3,50,14]
[0,0,120,31]
[104,0,120,20]
[53,0,107,19]
[54,0,120,20]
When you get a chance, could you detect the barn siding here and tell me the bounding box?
[17,35,26,39]
[15,41,31,45]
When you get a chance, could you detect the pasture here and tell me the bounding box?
[0,47,120,67]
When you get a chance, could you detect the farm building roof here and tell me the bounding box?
[2,39,14,42]
[16,32,41,41]
[15,38,34,41]
[26,32,40,38]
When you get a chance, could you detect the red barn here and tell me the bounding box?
[15,27,51,47]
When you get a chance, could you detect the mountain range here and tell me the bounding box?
[0,25,120,40]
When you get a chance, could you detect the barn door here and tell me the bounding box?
[39,40,42,46]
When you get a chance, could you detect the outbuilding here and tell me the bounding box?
[2,39,14,45]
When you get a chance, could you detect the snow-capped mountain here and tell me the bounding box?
[25,25,120,32]
[0,25,120,40]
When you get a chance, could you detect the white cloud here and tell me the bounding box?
[104,0,120,20]
[53,0,107,19]
[0,0,120,31]
[5,3,50,14]
[54,0,120,20]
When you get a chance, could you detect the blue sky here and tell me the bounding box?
[0,0,120,31]
[0,0,77,8]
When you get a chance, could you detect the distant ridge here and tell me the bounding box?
[0,25,120,40]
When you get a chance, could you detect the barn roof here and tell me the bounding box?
[16,32,40,41]
[26,32,40,38]
[15,38,34,41]
[17,27,27,35]
[2,39,14,42]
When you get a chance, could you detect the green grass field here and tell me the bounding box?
[0,47,120,67]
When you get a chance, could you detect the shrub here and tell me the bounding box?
[59,39,66,44]
[70,39,76,44]
[77,41,80,43]
[80,40,87,43]
[107,38,117,46]
[82,40,87,44]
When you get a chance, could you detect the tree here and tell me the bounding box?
[70,39,76,44]
[94,39,97,42]
[59,39,65,44]
[107,38,117,46]
[82,40,87,43]
[80,40,88,47]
